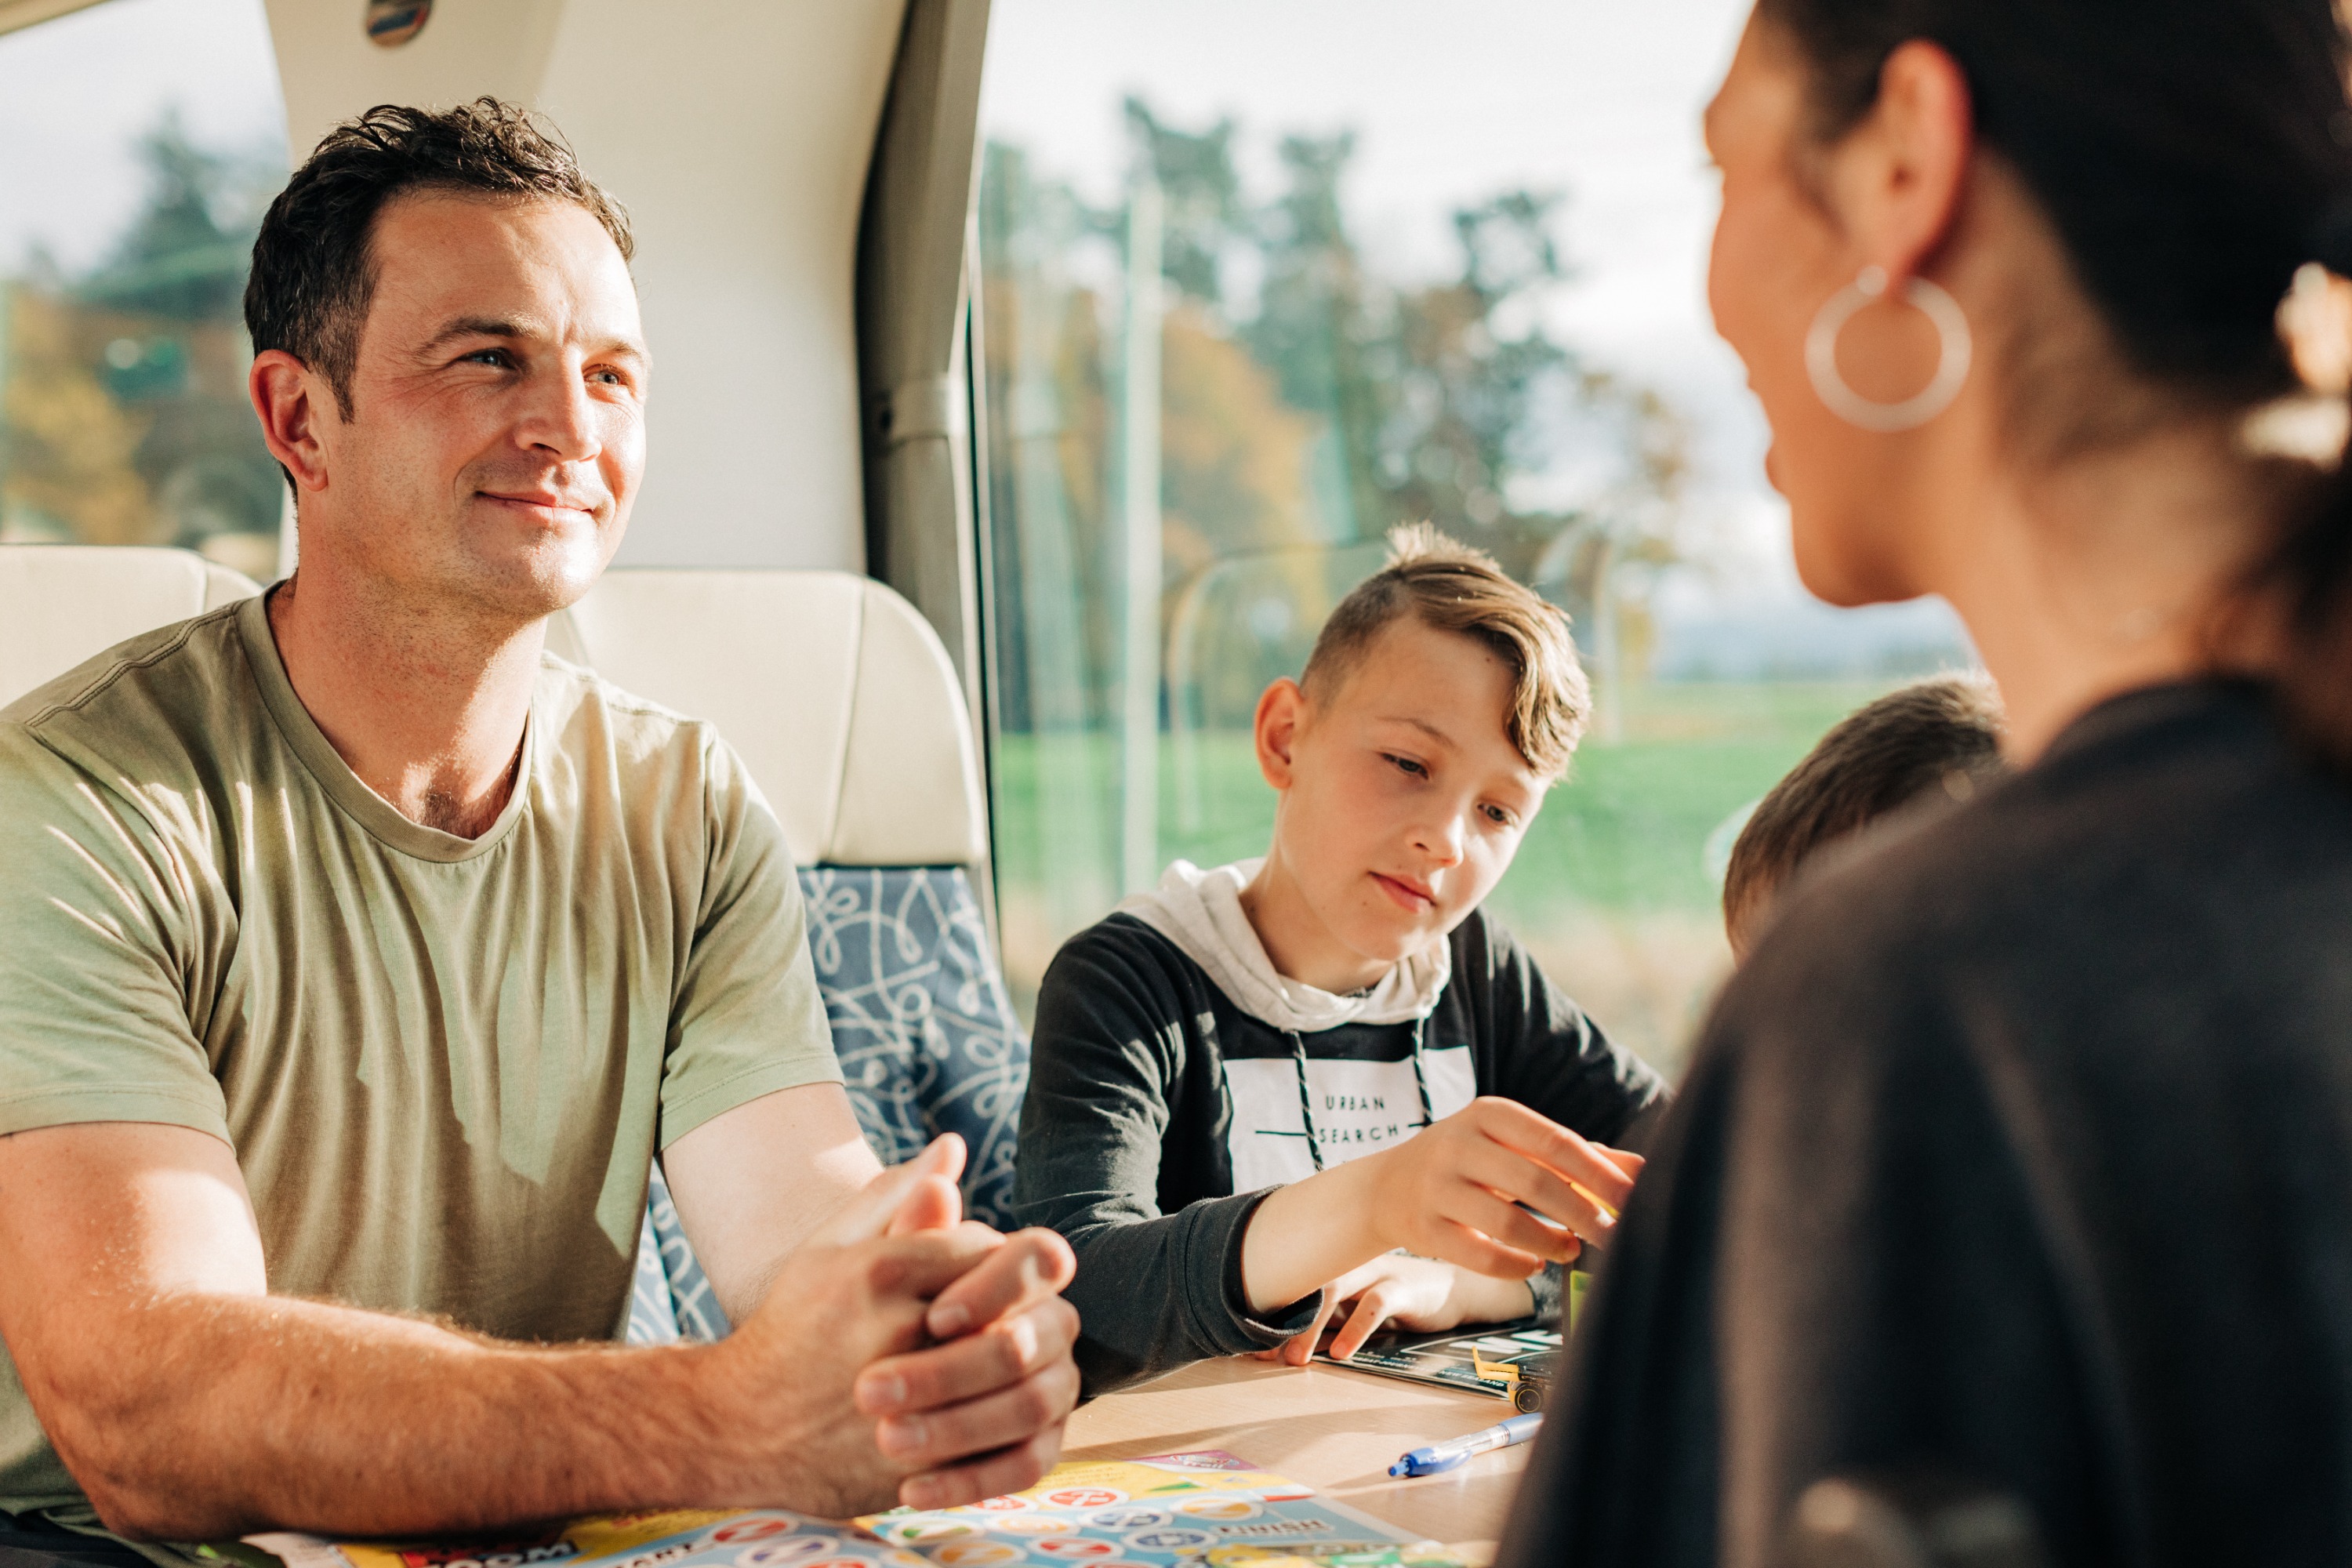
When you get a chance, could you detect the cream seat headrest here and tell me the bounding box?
[553,569,986,868]
[0,549,983,869]
[0,545,262,711]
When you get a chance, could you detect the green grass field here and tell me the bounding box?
[989,680,1902,1075]
[995,681,1891,920]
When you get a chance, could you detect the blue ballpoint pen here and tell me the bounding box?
[1388,1412,1543,1477]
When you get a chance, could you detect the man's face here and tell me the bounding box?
[306,193,648,619]
[1267,617,1549,969]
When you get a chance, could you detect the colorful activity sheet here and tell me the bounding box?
[223,1451,1411,1568]
[859,1450,1409,1565]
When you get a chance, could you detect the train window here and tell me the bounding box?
[972,0,1975,1076]
[0,0,289,582]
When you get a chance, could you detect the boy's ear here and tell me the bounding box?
[1255,678,1307,791]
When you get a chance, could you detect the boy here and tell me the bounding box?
[1014,526,1667,1393]
[1722,674,2005,959]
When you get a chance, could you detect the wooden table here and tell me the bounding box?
[1062,1357,1530,1549]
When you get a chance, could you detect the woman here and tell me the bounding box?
[1501,2,2352,1564]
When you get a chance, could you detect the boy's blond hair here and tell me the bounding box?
[1301,524,1590,778]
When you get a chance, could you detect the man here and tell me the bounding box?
[0,100,1078,1552]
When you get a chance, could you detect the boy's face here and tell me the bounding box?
[1256,616,1549,982]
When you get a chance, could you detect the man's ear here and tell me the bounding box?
[249,350,336,495]
[1254,678,1307,792]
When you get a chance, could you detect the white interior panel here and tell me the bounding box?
[255,0,902,574]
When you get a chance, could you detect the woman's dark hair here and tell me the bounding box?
[1757,0,2352,769]
[244,99,632,422]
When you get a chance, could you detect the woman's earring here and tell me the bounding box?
[1804,264,1973,432]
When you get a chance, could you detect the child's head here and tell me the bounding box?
[1722,673,2005,960]
[1252,525,1589,981]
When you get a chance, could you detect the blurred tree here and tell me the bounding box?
[2,110,282,562]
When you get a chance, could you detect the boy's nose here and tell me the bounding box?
[1414,811,1468,868]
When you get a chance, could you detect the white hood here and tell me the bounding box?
[1116,858,1451,1033]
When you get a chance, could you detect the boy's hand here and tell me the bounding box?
[1363,1098,1638,1278]
[1261,1254,1534,1366]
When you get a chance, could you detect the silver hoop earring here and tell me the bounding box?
[1804,264,1973,433]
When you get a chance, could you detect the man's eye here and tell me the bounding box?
[462,349,510,368]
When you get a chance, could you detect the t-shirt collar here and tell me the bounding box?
[237,592,535,863]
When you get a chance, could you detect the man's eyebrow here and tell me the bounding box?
[421,316,535,354]
[419,316,649,365]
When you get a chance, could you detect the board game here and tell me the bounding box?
[1314,1325,1559,1405]
[223,1450,1417,1568]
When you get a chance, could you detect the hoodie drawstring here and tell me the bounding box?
[1290,1017,1438,1174]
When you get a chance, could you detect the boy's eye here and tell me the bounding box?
[1481,802,1519,829]
[1383,753,1428,779]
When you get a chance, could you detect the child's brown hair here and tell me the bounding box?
[1301,524,1590,778]
[1724,674,2005,955]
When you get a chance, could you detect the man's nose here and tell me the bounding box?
[518,362,604,463]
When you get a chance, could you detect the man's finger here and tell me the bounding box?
[857,1296,1077,1416]
[858,1221,1007,1306]
[923,1227,1074,1341]
[873,1356,1080,1470]
[899,1427,1065,1513]
[823,1136,968,1247]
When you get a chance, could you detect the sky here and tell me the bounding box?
[0,0,285,275]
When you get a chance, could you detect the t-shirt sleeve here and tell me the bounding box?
[655,731,841,1148]
[1479,915,1669,1149]
[1014,925,1322,1394]
[0,727,230,1141]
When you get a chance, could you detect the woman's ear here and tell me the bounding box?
[1837,38,1975,281]
[1254,678,1307,792]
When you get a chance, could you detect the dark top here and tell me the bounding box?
[1501,681,2352,1568]
[1014,906,1668,1393]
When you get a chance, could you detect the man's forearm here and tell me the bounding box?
[39,1291,742,1543]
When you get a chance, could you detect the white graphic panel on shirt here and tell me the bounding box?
[1224,1044,1476,1192]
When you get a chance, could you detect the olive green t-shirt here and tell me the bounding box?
[0,592,840,1519]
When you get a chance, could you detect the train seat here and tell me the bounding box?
[0,544,262,711]
[552,569,1023,1342]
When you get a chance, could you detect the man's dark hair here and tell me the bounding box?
[1723,674,2005,953]
[244,98,632,419]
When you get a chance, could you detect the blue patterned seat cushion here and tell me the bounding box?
[628,865,1029,1343]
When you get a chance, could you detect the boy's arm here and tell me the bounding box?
[1236,1097,1626,1312]
[1014,932,1324,1392]
[0,1122,1078,1541]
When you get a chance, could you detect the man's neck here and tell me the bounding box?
[267,564,546,839]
